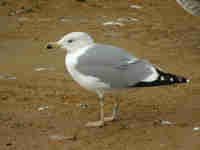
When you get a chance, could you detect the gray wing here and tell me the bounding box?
[76,44,155,88]
[176,0,200,16]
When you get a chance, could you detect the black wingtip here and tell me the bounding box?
[130,68,189,88]
[155,68,189,84]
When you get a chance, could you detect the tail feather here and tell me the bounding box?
[132,68,189,88]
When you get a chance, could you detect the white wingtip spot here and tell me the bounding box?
[170,77,174,82]
[186,79,190,83]
[160,76,165,81]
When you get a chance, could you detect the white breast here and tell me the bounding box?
[65,46,110,92]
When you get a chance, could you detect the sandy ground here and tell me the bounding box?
[0,0,200,150]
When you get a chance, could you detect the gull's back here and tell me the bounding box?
[75,44,156,89]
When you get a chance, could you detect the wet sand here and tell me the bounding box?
[0,0,200,150]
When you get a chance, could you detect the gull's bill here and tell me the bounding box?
[46,42,61,49]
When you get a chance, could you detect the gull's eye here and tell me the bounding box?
[68,39,73,43]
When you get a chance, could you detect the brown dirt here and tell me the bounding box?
[0,0,200,150]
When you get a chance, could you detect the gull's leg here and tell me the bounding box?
[85,91,105,127]
[100,94,105,125]
[113,103,119,120]
[104,102,119,122]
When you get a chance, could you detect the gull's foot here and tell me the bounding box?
[104,116,117,122]
[85,120,104,127]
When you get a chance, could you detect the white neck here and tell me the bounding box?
[66,44,95,65]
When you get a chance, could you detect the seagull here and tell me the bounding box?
[46,32,189,127]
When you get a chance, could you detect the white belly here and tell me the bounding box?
[65,51,110,92]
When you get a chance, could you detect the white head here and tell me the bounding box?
[46,32,94,53]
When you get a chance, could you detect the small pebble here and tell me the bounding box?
[160,120,172,125]
[16,8,33,14]
[59,17,71,22]
[38,106,48,111]
[154,120,173,126]
[103,21,124,26]
[193,127,200,131]
[0,74,16,80]
[49,135,76,141]
[129,5,142,9]
[35,68,46,72]
[34,67,55,72]
[8,7,33,16]
[8,10,16,16]
[7,76,16,80]
[79,104,88,109]
[117,17,137,22]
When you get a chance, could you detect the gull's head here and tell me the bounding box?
[46,32,94,53]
